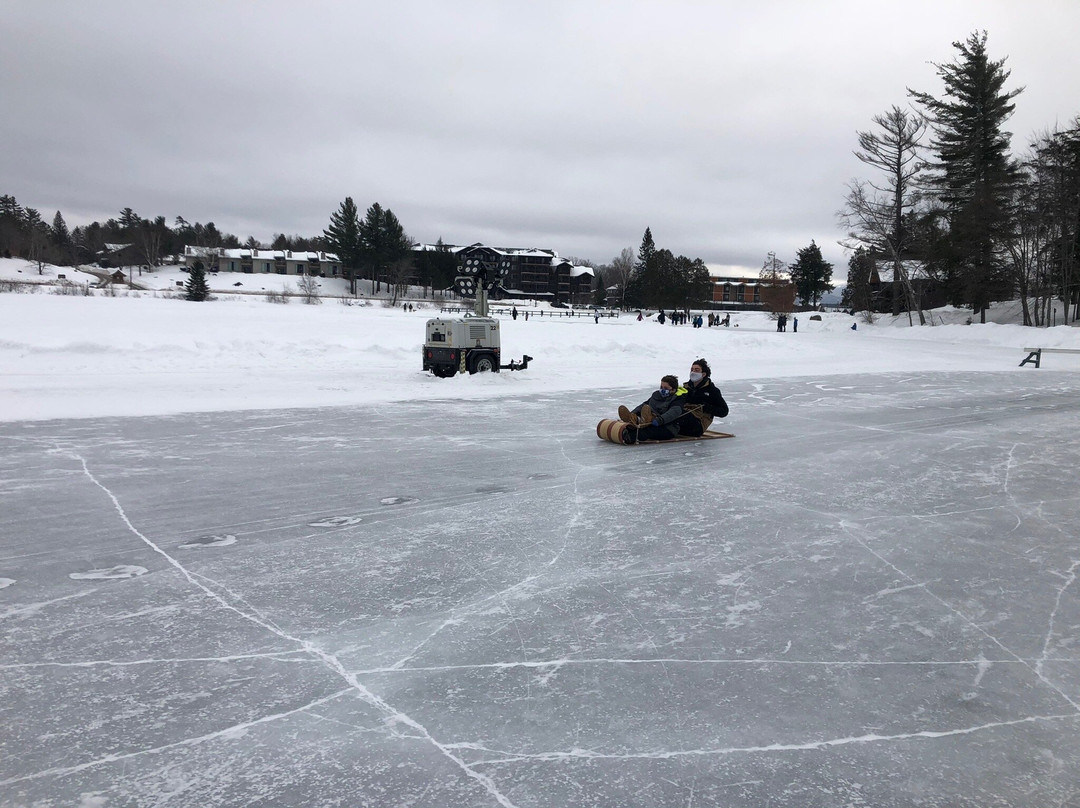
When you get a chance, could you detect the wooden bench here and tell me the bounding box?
[1020,347,1080,368]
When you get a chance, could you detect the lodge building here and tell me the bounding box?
[710,275,794,311]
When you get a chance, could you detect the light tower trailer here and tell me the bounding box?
[422,317,531,377]
[422,254,532,378]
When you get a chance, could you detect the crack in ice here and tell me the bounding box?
[58,451,524,808]
[1037,560,1080,677]
[0,650,316,670]
[450,713,1078,766]
[841,520,1080,714]
[354,655,1028,676]
[0,688,353,787]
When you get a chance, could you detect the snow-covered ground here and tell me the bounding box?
[2,258,1080,806]
[2,257,1078,422]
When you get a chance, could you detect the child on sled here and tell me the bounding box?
[617,375,684,443]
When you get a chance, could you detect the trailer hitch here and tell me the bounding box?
[501,355,533,371]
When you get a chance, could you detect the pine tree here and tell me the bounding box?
[592,269,607,306]
[359,203,386,293]
[635,227,655,275]
[842,247,876,314]
[909,31,1023,320]
[49,211,72,266]
[323,197,363,295]
[118,207,141,233]
[788,240,834,308]
[185,262,209,301]
[625,227,656,307]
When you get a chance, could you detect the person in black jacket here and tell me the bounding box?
[673,358,728,437]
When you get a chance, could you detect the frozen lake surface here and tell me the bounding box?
[2,371,1079,807]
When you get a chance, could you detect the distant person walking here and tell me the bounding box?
[792,316,798,333]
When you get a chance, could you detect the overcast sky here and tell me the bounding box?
[3,1,1079,275]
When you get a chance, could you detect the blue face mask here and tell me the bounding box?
[659,388,672,397]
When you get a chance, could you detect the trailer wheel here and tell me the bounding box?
[469,353,497,374]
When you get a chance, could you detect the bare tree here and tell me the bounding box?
[758,252,792,319]
[386,231,417,306]
[838,105,927,325]
[608,247,634,308]
[296,274,322,304]
[1003,147,1055,326]
[137,215,167,273]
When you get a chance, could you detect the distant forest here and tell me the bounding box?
[0,198,322,269]
[0,195,462,300]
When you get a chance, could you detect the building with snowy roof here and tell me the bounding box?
[183,246,342,278]
[710,274,795,311]
[419,242,595,305]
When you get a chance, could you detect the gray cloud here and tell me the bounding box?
[3,0,1079,273]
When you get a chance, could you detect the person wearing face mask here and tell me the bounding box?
[617,375,684,442]
[672,358,729,438]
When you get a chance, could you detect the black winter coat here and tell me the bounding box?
[676,377,729,431]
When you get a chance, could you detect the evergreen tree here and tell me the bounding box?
[842,246,876,314]
[634,227,655,275]
[118,207,141,234]
[624,227,656,307]
[416,237,458,296]
[0,194,26,257]
[24,208,49,273]
[359,202,386,292]
[909,31,1023,321]
[358,203,412,293]
[50,211,73,265]
[51,211,70,245]
[381,209,412,267]
[185,262,209,301]
[323,197,363,295]
[592,269,607,306]
[788,240,834,307]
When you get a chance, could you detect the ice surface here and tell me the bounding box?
[2,372,1079,806]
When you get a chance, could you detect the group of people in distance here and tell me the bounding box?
[616,358,729,444]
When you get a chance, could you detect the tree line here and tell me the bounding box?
[320,196,454,300]
[585,228,712,311]
[839,31,1080,326]
[0,197,303,271]
[0,193,462,301]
